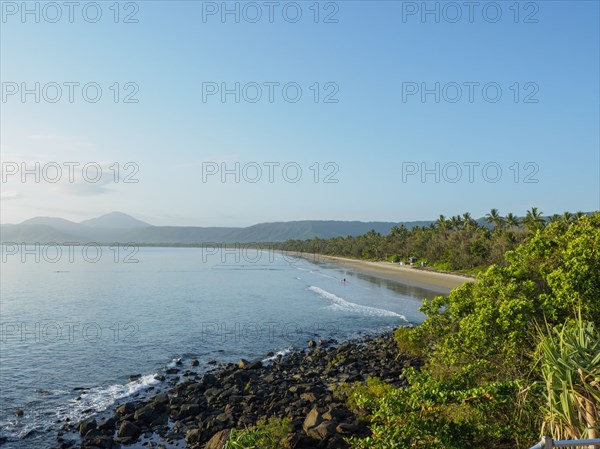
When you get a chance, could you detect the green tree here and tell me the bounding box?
[485,208,505,232]
[523,207,545,233]
[419,213,600,373]
[462,212,478,231]
[505,212,521,231]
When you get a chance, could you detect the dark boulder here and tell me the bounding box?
[78,419,97,437]
[117,420,141,442]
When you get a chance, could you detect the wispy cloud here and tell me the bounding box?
[0,190,22,200]
[1,156,127,196]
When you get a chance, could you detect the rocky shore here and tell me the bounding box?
[60,330,419,449]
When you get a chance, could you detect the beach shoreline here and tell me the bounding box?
[284,252,475,294]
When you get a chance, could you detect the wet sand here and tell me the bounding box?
[287,253,475,294]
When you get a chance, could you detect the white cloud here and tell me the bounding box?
[0,190,22,200]
[1,157,134,196]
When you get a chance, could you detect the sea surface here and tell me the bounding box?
[0,247,439,448]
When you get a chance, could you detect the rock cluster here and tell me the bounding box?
[63,331,418,449]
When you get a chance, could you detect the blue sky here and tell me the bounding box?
[1,1,599,226]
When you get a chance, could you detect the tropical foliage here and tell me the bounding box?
[266,209,590,273]
[337,213,600,448]
[537,317,600,440]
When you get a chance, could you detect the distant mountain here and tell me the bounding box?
[81,212,151,229]
[3,212,594,245]
[225,220,430,243]
[119,226,240,244]
[0,212,432,244]
[0,223,86,243]
[20,217,89,236]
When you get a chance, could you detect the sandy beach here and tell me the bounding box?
[287,252,475,294]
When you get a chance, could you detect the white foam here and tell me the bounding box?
[166,357,181,368]
[0,373,159,442]
[261,346,293,363]
[66,373,160,422]
[308,286,407,320]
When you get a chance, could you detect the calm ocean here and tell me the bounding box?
[0,247,438,448]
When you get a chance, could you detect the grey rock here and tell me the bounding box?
[205,429,231,449]
[308,421,337,441]
[117,420,141,439]
[302,407,323,434]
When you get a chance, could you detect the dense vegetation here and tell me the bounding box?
[265,209,589,274]
[236,212,599,448]
[336,212,600,448]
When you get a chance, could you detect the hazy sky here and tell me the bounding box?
[1,1,599,226]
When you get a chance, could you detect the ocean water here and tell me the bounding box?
[0,247,439,448]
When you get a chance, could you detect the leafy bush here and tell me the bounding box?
[225,417,292,449]
[344,368,527,449]
[431,260,453,271]
[394,327,424,358]
[333,377,395,417]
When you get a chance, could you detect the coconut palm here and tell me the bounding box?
[523,207,545,232]
[562,211,574,223]
[450,215,463,231]
[389,225,408,239]
[485,208,504,232]
[505,212,520,231]
[462,212,477,231]
[549,214,562,224]
[435,215,449,237]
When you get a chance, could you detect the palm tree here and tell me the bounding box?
[505,212,520,231]
[436,215,449,237]
[562,211,573,223]
[450,215,463,231]
[462,212,477,231]
[390,225,408,240]
[485,208,504,232]
[549,214,562,224]
[523,207,545,232]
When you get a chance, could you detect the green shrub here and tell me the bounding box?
[334,377,395,417]
[394,327,424,358]
[225,417,292,449]
[431,260,453,271]
[344,367,527,449]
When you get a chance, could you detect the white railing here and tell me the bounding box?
[529,436,600,449]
